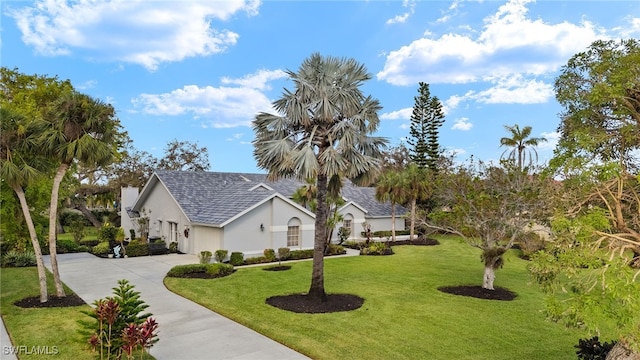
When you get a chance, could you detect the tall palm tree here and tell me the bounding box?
[499,124,547,171]
[0,107,50,302]
[401,164,433,240]
[253,53,387,302]
[375,171,404,241]
[35,92,121,297]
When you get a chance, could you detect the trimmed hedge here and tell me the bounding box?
[230,252,244,266]
[263,248,276,261]
[92,241,111,255]
[166,263,234,278]
[126,240,149,257]
[360,242,394,256]
[244,256,271,265]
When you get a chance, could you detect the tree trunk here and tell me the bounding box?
[48,163,68,297]
[391,201,396,242]
[75,202,101,228]
[13,185,49,303]
[482,265,496,290]
[308,173,328,302]
[606,342,640,360]
[410,197,416,240]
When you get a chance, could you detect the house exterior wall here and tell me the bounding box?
[192,226,222,256]
[137,183,190,253]
[120,186,139,240]
[333,204,367,241]
[364,216,406,238]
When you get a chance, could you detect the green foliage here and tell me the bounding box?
[81,239,100,248]
[56,238,82,254]
[166,263,234,278]
[214,249,228,263]
[360,242,393,256]
[263,248,276,261]
[169,241,178,253]
[277,247,291,261]
[92,241,111,256]
[125,240,149,257]
[199,251,213,264]
[98,223,118,244]
[407,82,445,172]
[337,227,350,244]
[229,252,244,266]
[327,244,346,255]
[244,256,271,265]
[289,249,315,260]
[80,279,155,359]
[575,336,617,360]
[1,250,36,267]
[69,218,86,244]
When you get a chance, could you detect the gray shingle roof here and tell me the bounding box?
[153,170,406,225]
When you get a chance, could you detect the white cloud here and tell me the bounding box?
[470,75,553,104]
[377,0,604,85]
[386,0,416,25]
[221,69,287,91]
[131,69,284,128]
[381,107,412,120]
[9,0,261,70]
[537,131,560,151]
[452,117,473,131]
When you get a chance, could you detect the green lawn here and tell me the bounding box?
[0,268,94,359]
[165,236,592,360]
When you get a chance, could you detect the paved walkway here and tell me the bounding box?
[39,253,310,360]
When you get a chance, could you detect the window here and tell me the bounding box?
[168,222,178,243]
[342,214,354,239]
[287,218,301,247]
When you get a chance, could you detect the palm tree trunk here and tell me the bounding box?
[391,201,396,242]
[308,173,328,302]
[48,163,68,297]
[13,184,49,303]
[410,197,417,240]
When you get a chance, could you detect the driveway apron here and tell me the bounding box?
[44,253,309,360]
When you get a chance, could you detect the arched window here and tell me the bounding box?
[342,213,354,239]
[287,218,301,247]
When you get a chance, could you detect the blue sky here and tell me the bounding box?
[2,0,639,173]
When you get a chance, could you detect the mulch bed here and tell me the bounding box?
[389,237,440,246]
[438,285,517,301]
[14,294,86,308]
[266,293,365,313]
[263,265,291,271]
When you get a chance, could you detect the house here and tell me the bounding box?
[121,170,407,257]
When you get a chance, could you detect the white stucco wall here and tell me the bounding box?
[332,204,367,241]
[192,226,222,256]
[361,216,406,239]
[120,186,139,240]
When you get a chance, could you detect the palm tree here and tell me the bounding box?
[401,164,433,240]
[499,124,547,171]
[0,107,50,302]
[253,53,387,302]
[375,171,404,241]
[35,92,121,297]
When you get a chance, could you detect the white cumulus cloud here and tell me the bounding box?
[8,0,261,70]
[452,117,473,131]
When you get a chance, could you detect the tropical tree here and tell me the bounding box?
[499,124,546,171]
[375,171,404,241]
[34,91,123,297]
[400,164,433,240]
[157,139,210,171]
[252,53,387,302]
[407,82,445,172]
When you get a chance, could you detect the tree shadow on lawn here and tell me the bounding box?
[438,285,517,301]
[266,293,364,314]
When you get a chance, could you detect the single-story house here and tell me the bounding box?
[121,170,407,257]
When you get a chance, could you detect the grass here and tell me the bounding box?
[57,226,99,242]
[0,267,94,359]
[165,236,594,360]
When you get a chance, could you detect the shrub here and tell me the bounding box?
[244,256,271,265]
[56,238,81,254]
[81,239,100,248]
[289,249,314,260]
[92,241,111,256]
[361,242,394,256]
[129,229,136,241]
[230,252,244,266]
[126,240,149,257]
[327,244,346,255]
[277,247,291,261]
[69,219,86,243]
[166,263,234,278]
[199,251,213,264]
[263,248,276,261]
[214,249,228,263]
[1,250,36,267]
[343,240,364,250]
[98,224,118,245]
[169,242,178,253]
[148,241,168,255]
[575,336,617,360]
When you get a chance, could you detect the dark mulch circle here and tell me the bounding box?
[438,285,517,301]
[14,294,86,308]
[390,237,440,246]
[266,293,365,313]
[263,265,291,271]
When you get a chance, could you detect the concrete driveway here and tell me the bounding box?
[43,253,308,360]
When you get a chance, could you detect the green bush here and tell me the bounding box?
[360,242,394,256]
[230,252,244,266]
[92,241,111,255]
[327,244,346,255]
[166,263,234,278]
[80,239,100,248]
[214,249,228,263]
[277,247,291,261]
[1,250,36,267]
[98,224,118,244]
[69,219,86,243]
[244,256,271,265]
[148,241,168,255]
[371,230,410,237]
[263,248,276,261]
[126,240,149,257]
[289,249,314,260]
[343,240,364,249]
[199,251,213,264]
[56,238,81,254]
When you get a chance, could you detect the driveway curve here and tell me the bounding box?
[44,253,308,360]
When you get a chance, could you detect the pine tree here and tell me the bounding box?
[407,82,445,172]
